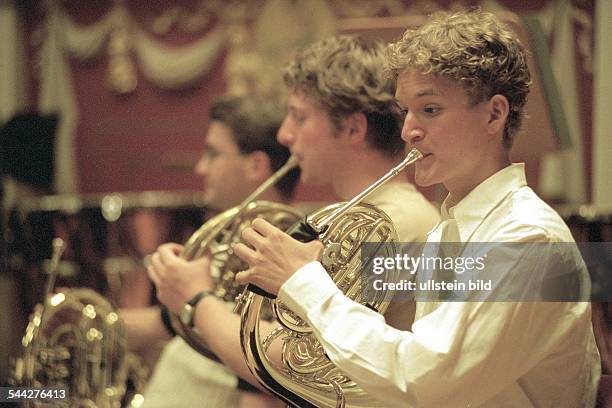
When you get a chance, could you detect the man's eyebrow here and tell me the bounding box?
[287,105,301,113]
[415,88,439,97]
[394,88,441,103]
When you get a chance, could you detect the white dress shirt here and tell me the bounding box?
[142,335,239,408]
[279,164,601,407]
[360,181,440,330]
[143,248,239,408]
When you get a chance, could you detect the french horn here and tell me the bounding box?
[170,155,303,358]
[12,238,148,408]
[237,148,423,408]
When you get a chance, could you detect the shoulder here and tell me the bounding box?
[489,186,574,243]
[368,183,440,242]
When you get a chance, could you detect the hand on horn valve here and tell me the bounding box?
[147,242,214,314]
[234,218,323,295]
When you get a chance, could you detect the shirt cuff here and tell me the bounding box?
[278,261,340,318]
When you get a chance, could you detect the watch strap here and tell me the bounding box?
[187,289,214,307]
[182,289,214,327]
[159,305,177,337]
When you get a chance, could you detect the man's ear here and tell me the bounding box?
[344,112,368,145]
[487,94,509,136]
[245,150,273,183]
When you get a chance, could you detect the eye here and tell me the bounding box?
[394,106,408,121]
[423,104,441,115]
[292,112,306,124]
[204,148,219,160]
[394,103,408,117]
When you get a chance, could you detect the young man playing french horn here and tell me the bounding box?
[147,35,439,404]
[125,95,299,408]
[233,10,601,408]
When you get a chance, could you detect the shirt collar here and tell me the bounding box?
[440,163,527,242]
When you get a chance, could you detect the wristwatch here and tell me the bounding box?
[179,290,214,327]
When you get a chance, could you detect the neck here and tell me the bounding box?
[332,150,405,200]
[446,148,511,203]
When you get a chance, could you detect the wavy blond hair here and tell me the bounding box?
[283,35,404,156]
[387,10,531,147]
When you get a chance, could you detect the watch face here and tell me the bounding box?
[180,304,193,326]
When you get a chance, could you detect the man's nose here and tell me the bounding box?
[401,112,425,145]
[277,118,294,147]
[194,155,208,176]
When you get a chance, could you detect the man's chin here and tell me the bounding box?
[414,173,437,188]
[303,179,329,187]
[300,172,326,186]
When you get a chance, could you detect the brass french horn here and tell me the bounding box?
[237,149,423,408]
[12,239,148,408]
[170,155,303,358]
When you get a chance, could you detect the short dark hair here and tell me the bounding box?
[209,96,299,200]
[283,35,404,157]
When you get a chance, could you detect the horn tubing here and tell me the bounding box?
[44,238,66,298]
[236,155,299,214]
[240,292,319,408]
[240,149,423,407]
[180,155,298,258]
[311,148,422,233]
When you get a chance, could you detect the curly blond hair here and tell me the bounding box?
[283,35,404,156]
[387,10,531,147]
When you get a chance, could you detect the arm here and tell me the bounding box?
[147,242,282,391]
[234,220,593,407]
[190,295,281,391]
[279,262,589,407]
[121,306,172,352]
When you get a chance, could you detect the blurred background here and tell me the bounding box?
[1,0,610,396]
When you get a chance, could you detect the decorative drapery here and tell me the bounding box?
[38,2,79,194]
[45,4,228,93]
[36,3,229,193]
[36,0,337,193]
[134,25,225,90]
